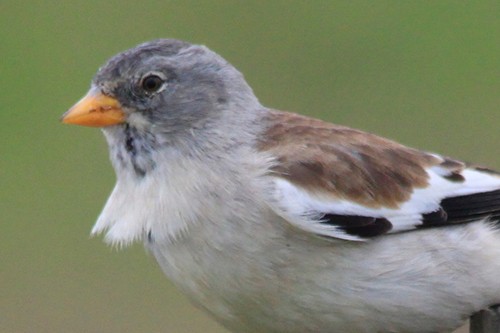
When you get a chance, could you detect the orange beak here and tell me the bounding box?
[61,88,125,127]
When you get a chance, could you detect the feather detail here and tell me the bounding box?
[259,110,500,240]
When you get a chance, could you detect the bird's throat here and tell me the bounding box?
[104,124,158,179]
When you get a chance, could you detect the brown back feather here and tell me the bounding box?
[257,110,442,209]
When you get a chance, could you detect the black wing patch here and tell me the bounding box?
[421,189,500,226]
[319,189,500,239]
[320,214,393,238]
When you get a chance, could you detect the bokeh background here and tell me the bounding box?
[1,1,498,332]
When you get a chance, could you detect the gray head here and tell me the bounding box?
[96,39,258,132]
[62,39,262,176]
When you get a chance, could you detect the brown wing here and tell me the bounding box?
[258,110,444,209]
[256,110,500,239]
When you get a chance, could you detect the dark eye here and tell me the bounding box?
[141,74,164,93]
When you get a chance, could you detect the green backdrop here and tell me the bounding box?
[1,1,498,332]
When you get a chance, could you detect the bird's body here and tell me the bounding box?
[151,223,500,333]
[62,39,500,332]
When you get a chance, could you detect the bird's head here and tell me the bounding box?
[62,39,261,176]
[61,39,265,244]
[62,39,260,130]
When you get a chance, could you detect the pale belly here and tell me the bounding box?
[146,222,500,333]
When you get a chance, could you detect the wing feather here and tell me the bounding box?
[259,110,500,240]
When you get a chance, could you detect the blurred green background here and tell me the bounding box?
[1,1,498,332]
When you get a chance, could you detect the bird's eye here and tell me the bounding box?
[141,74,164,93]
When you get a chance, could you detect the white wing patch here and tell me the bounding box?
[269,167,500,241]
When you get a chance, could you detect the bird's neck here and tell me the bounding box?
[92,109,271,246]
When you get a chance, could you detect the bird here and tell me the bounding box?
[61,39,500,333]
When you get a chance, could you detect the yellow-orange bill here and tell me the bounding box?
[61,88,125,127]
